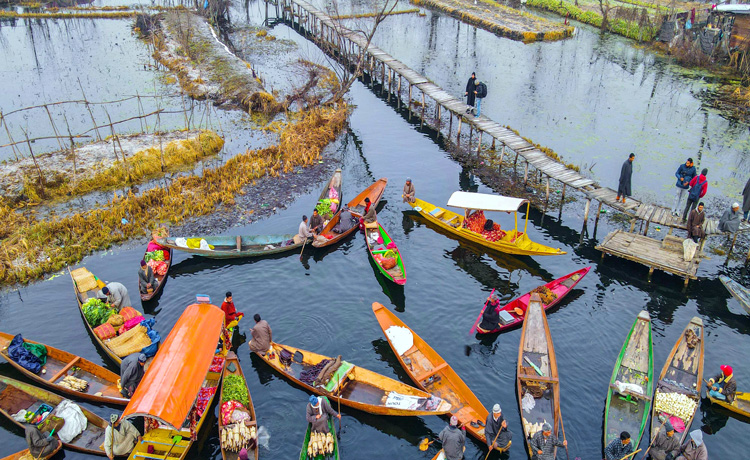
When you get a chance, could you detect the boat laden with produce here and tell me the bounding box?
[69,267,158,367]
[408,191,565,256]
[364,221,406,285]
[651,317,704,445]
[219,352,259,460]
[300,399,340,460]
[122,302,229,460]
[0,331,128,406]
[139,228,172,301]
[311,168,343,235]
[255,341,451,416]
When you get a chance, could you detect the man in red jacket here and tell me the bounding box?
[682,168,708,221]
[221,291,244,329]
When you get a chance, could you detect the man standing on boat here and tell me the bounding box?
[296,215,315,244]
[104,414,141,460]
[604,431,633,460]
[24,422,60,458]
[402,178,415,203]
[306,395,339,433]
[530,422,566,460]
[99,282,132,311]
[615,153,635,204]
[221,292,243,330]
[438,415,466,460]
[119,353,147,398]
[484,404,512,452]
[707,364,736,404]
[248,314,272,355]
[650,421,680,460]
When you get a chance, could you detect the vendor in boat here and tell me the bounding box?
[484,404,512,451]
[604,431,633,460]
[221,291,244,330]
[249,314,272,355]
[708,364,736,403]
[98,282,132,312]
[306,395,340,433]
[309,209,324,234]
[650,421,680,460]
[402,177,415,203]
[530,422,566,460]
[137,260,159,295]
[478,293,501,332]
[363,197,378,224]
[296,215,315,243]
[119,353,147,398]
[24,422,61,459]
[333,206,355,234]
[104,414,141,460]
[675,430,708,460]
[438,415,466,460]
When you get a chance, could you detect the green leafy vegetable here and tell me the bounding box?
[222,374,249,407]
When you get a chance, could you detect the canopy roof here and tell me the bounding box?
[447,191,528,212]
[122,303,224,429]
[715,4,750,14]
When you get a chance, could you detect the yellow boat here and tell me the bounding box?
[707,391,750,420]
[122,302,229,460]
[408,192,565,256]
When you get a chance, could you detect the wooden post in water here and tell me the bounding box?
[421,92,425,121]
[62,113,78,180]
[397,75,402,109]
[594,201,603,232]
[726,231,739,263]
[498,144,505,170]
[523,161,529,185]
[1,114,21,161]
[408,84,412,120]
[477,130,482,156]
[583,198,592,223]
[457,117,462,143]
[545,176,550,203]
[22,129,45,190]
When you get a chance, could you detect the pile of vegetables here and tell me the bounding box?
[222,374,250,407]
[220,422,256,452]
[58,375,88,392]
[316,199,338,220]
[307,431,334,458]
[82,298,114,327]
[531,286,558,305]
[654,390,697,421]
[144,250,165,263]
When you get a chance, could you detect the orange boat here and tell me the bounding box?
[372,303,503,450]
[313,178,388,248]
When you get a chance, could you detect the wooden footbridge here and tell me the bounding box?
[272,0,750,283]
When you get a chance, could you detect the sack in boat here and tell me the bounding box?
[107,314,125,328]
[685,328,700,348]
[119,307,141,323]
[107,325,152,358]
[380,257,397,270]
[94,323,117,340]
[119,316,146,334]
[37,415,65,434]
[279,348,293,366]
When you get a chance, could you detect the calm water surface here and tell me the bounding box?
[1,2,749,460]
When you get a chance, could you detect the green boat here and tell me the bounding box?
[299,401,340,460]
[364,222,406,285]
[604,310,653,451]
[156,234,301,259]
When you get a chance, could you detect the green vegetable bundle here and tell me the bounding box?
[144,250,165,263]
[222,374,249,407]
[316,199,334,219]
[82,298,114,327]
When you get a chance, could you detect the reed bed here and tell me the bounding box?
[330,8,420,19]
[0,10,136,19]
[0,105,348,285]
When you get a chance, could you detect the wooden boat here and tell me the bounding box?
[219,351,259,460]
[2,441,62,460]
[408,192,565,256]
[0,331,128,406]
[371,303,504,450]
[69,267,154,367]
[298,404,340,460]
[256,341,451,416]
[364,222,406,285]
[604,311,653,451]
[123,302,228,460]
[313,178,388,248]
[719,275,750,315]
[139,244,172,301]
[517,293,562,458]
[155,234,301,258]
[707,391,750,420]
[470,267,591,334]
[0,375,110,456]
[651,317,704,445]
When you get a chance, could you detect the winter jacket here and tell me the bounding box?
[675,163,697,189]
[438,425,466,460]
[687,174,708,199]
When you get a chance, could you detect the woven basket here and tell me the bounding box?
[107,325,151,358]
[71,268,98,293]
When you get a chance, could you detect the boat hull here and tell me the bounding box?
[298,412,340,460]
[140,246,172,301]
[707,391,750,420]
[219,352,259,460]
[719,275,750,315]
[365,223,406,285]
[313,178,387,248]
[157,235,301,259]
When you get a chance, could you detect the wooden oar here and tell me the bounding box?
[162,435,183,460]
[418,438,434,451]
[559,413,570,460]
[299,237,308,260]
[618,448,641,460]
[639,419,666,460]
[336,374,342,441]
[483,422,503,460]
[469,288,496,335]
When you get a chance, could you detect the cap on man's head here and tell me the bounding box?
[721,364,733,375]
[140,260,147,267]
[664,421,674,432]
[733,202,740,209]
[138,353,148,363]
[492,404,501,414]
[701,168,708,175]
[309,395,319,406]
[450,416,458,426]
[102,286,110,295]
[406,177,412,182]
[542,422,552,432]
[689,429,703,446]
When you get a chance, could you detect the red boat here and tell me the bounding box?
[470,267,591,334]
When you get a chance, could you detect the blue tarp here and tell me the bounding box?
[8,334,42,374]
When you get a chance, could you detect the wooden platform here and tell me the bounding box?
[596,230,701,285]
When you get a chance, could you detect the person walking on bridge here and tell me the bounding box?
[464,72,476,114]
[682,168,708,221]
[473,80,487,117]
[616,153,635,204]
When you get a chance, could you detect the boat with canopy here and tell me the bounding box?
[408,191,565,256]
[121,302,228,460]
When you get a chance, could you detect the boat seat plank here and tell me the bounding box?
[415,362,449,382]
[49,357,81,384]
[519,375,558,384]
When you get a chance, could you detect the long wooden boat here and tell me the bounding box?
[651,317,704,445]
[2,441,62,460]
[140,244,172,301]
[299,406,340,460]
[123,302,228,460]
[155,234,301,258]
[707,391,750,420]
[219,351,259,460]
[371,303,504,450]
[604,311,653,451]
[0,331,127,406]
[471,267,591,334]
[0,375,110,456]
[719,275,750,315]
[517,293,562,458]
[365,222,406,285]
[313,178,388,248]
[256,341,451,416]
[408,193,565,256]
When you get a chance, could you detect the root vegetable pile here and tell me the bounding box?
[220,422,256,451]
[306,431,334,458]
[58,375,89,392]
[654,390,697,421]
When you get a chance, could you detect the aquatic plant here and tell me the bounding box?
[330,8,420,19]
[0,10,136,19]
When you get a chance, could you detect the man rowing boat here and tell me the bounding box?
[604,431,632,460]
[478,293,501,332]
[484,404,512,451]
[708,364,736,404]
[530,422,566,460]
[306,395,339,433]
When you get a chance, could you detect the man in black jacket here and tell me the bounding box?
[464,73,476,113]
[474,80,487,117]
